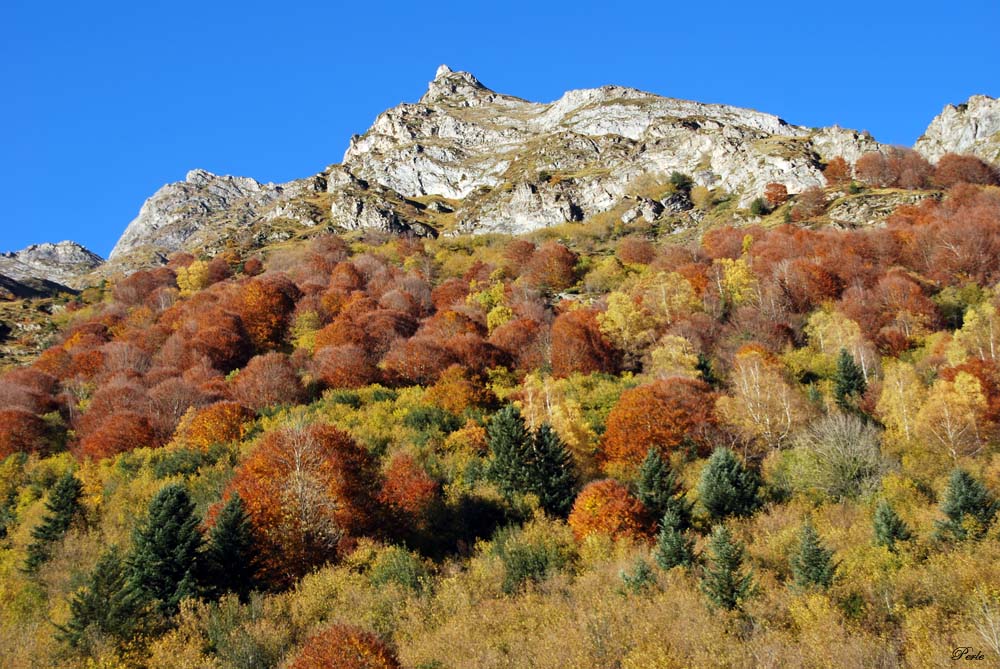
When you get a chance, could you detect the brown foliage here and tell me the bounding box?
[601,378,715,470]
[234,274,301,351]
[149,377,217,437]
[489,318,548,372]
[823,157,852,188]
[0,409,50,458]
[523,241,578,292]
[229,423,381,585]
[855,148,932,189]
[288,623,400,669]
[431,278,470,311]
[112,268,176,307]
[381,337,457,386]
[242,257,264,276]
[790,186,828,221]
[617,237,656,265]
[764,182,789,207]
[567,479,651,542]
[550,309,619,378]
[313,344,381,389]
[78,411,156,459]
[379,452,439,521]
[230,352,306,411]
[933,153,999,188]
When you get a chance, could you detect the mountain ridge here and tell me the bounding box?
[7,68,999,286]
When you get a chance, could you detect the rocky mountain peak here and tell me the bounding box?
[419,65,505,107]
[0,241,104,290]
[915,94,1000,164]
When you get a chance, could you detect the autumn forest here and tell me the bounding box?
[3,151,1000,668]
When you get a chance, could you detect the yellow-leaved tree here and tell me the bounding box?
[716,346,810,456]
[947,301,1000,364]
[914,371,990,460]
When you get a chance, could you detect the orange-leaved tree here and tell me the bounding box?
[601,377,715,473]
[287,623,400,669]
[175,401,254,450]
[228,423,381,586]
[567,479,651,542]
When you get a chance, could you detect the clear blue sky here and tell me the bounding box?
[3,0,998,258]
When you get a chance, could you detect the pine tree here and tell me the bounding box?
[528,424,579,517]
[204,493,258,601]
[834,348,866,410]
[487,404,533,499]
[59,545,142,649]
[654,508,695,570]
[636,447,691,530]
[23,471,83,574]
[935,468,997,541]
[488,406,578,516]
[873,500,912,551]
[790,519,835,590]
[127,483,203,617]
[700,524,754,611]
[697,447,761,521]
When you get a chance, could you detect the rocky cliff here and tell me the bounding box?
[41,68,1000,282]
[0,241,103,291]
[915,94,1000,165]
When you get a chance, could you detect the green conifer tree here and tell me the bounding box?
[487,404,532,498]
[59,545,142,649]
[488,406,578,516]
[654,508,695,570]
[528,424,578,517]
[700,524,754,611]
[636,447,692,530]
[790,519,836,590]
[834,348,866,410]
[697,447,761,521]
[935,468,997,541]
[873,499,912,550]
[204,493,258,601]
[127,483,203,616]
[24,471,83,574]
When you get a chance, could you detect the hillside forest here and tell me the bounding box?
[1,150,1000,668]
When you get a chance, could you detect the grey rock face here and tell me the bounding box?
[826,191,939,227]
[0,241,104,290]
[106,169,327,273]
[97,66,988,274]
[341,66,885,235]
[915,95,1000,165]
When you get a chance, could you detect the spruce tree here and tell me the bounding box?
[700,524,754,611]
[697,447,762,521]
[488,406,578,516]
[935,468,997,541]
[873,500,912,551]
[127,483,203,617]
[487,404,533,498]
[834,348,866,410]
[654,508,695,570]
[204,494,258,601]
[24,471,83,574]
[59,545,142,649]
[636,447,692,530]
[528,424,578,517]
[790,519,835,590]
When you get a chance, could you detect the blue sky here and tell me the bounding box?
[3,1,998,258]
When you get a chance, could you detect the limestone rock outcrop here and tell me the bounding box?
[0,241,103,290]
[915,95,1000,165]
